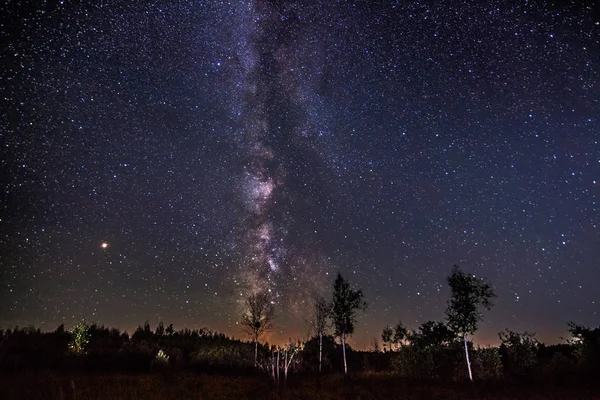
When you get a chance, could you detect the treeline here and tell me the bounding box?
[0,266,598,384]
[0,322,256,373]
[1,318,598,382]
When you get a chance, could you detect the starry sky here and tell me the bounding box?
[1,1,598,348]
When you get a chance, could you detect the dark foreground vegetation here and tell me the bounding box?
[1,268,598,399]
[0,320,599,400]
[2,370,600,400]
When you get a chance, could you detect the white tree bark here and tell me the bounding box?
[464,333,473,381]
[254,340,258,367]
[276,349,280,383]
[319,332,323,373]
[342,332,348,374]
[271,349,275,380]
[284,349,289,387]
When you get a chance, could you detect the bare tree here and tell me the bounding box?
[446,265,496,381]
[331,272,367,374]
[313,296,330,372]
[261,340,304,389]
[281,339,304,388]
[241,291,275,367]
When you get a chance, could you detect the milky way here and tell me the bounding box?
[1,1,598,347]
[231,2,334,309]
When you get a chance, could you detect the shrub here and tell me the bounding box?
[473,346,502,380]
[499,330,539,377]
[151,349,171,371]
[68,320,90,354]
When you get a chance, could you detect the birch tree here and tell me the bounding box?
[445,265,496,381]
[313,296,330,372]
[241,291,275,367]
[281,339,304,387]
[331,272,366,374]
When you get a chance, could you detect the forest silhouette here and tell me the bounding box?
[1,266,599,399]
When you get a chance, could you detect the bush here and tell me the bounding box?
[390,342,465,381]
[499,330,539,378]
[151,349,171,372]
[543,352,574,381]
[69,320,90,354]
[473,347,502,380]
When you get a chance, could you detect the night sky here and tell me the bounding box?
[1,1,598,348]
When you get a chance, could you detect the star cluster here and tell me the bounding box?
[1,1,598,346]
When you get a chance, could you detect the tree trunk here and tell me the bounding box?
[284,349,288,389]
[464,333,473,381]
[319,332,323,373]
[276,349,280,385]
[270,349,274,379]
[342,332,348,374]
[254,340,258,367]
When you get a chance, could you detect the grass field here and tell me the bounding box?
[2,371,599,400]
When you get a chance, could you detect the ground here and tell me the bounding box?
[2,371,599,400]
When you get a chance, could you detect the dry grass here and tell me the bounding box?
[1,371,599,400]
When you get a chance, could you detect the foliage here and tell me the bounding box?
[0,320,599,386]
[393,321,408,344]
[381,326,393,351]
[313,296,330,337]
[445,265,496,380]
[445,265,496,336]
[382,321,409,352]
[472,347,503,380]
[567,322,600,370]
[390,340,465,381]
[151,349,171,371]
[331,273,366,338]
[301,334,338,372]
[498,329,539,377]
[331,272,366,373]
[155,321,165,337]
[69,319,91,354]
[543,351,575,381]
[407,321,455,349]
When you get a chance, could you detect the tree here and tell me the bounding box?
[498,329,539,377]
[313,296,330,372]
[155,321,165,337]
[393,321,408,347]
[409,320,455,349]
[566,322,600,371]
[382,320,408,351]
[281,339,304,387]
[381,325,393,352]
[240,291,275,367]
[68,319,90,354]
[445,265,496,381]
[331,272,367,373]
